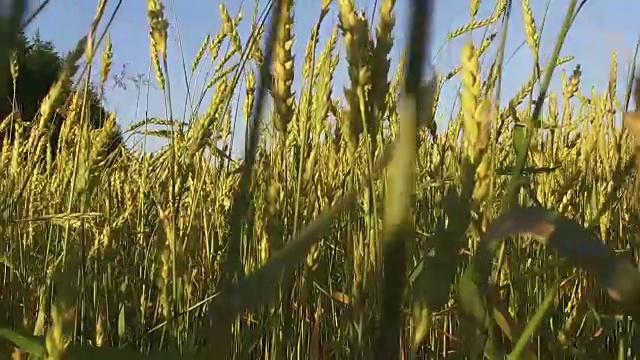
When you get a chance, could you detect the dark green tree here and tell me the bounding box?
[0,31,124,160]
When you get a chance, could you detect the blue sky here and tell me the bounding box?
[25,0,640,156]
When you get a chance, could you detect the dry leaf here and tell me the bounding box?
[483,206,640,309]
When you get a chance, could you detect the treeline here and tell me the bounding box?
[0,31,124,160]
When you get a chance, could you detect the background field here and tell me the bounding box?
[1,0,640,359]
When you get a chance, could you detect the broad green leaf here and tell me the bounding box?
[0,327,45,357]
[0,327,187,360]
[512,123,527,159]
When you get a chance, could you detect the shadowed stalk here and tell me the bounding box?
[501,0,580,209]
[501,0,584,211]
[222,0,284,287]
[374,0,433,358]
[204,0,284,356]
[623,35,640,112]
[493,0,581,302]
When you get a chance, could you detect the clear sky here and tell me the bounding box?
[24,0,640,156]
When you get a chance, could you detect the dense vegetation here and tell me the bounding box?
[0,32,124,164]
[1,0,640,359]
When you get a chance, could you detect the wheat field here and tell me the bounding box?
[1,0,640,359]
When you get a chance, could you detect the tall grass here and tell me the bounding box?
[1,0,640,359]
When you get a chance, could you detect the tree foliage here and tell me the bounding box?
[0,31,124,159]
